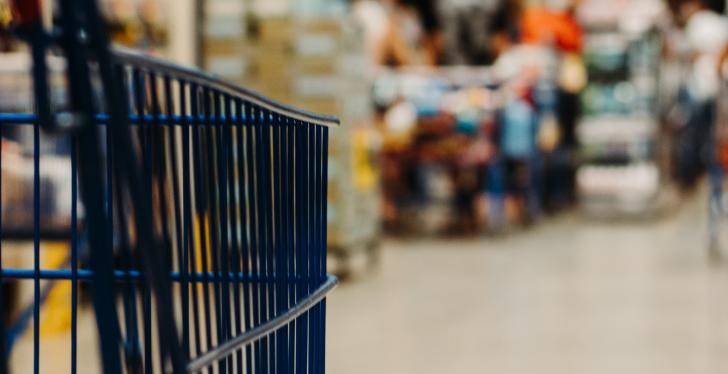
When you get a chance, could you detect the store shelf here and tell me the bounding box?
[577,25,663,218]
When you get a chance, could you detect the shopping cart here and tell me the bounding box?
[1,0,337,373]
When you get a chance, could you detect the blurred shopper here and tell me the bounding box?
[376,0,441,66]
[437,0,499,64]
[706,0,726,13]
[668,0,728,188]
[436,0,523,65]
[489,0,524,58]
[522,0,584,54]
[500,82,540,223]
[521,0,585,207]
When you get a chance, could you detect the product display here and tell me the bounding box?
[577,21,663,217]
[375,59,558,234]
[201,0,381,274]
[102,0,169,51]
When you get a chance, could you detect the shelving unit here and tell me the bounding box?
[577,28,664,217]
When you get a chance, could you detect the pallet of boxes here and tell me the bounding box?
[291,8,381,278]
[217,2,381,278]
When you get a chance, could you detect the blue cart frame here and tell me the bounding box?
[1,0,338,373]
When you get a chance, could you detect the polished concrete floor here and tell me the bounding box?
[326,194,728,374]
[7,192,728,373]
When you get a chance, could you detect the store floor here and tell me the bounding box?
[326,192,728,374]
[7,190,728,373]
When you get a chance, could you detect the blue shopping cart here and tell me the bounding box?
[1,0,337,373]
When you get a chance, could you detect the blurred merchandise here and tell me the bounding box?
[0,0,15,52]
[0,53,76,237]
[1,140,74,237]
[577,0,665,34]
[102,0,170,52]
[374,58,559,235]
[577,16,664,217]
[0,53,66,114]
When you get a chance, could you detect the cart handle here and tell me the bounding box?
[186,275,338,373]
[112,46,341,128]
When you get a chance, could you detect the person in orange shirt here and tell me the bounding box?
[521,0,583,53]
[521,0,585,205]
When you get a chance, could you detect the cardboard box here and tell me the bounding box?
[294,18,343,34]
[256,17,293,44]
[203,39,245,57]
[293,32,341,57]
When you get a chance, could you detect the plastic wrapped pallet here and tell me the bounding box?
[201,1,381,274]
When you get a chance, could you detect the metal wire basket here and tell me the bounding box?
[1,0,337,373]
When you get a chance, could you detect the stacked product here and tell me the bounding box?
[202,0,381,274]
[291,3,381,274]
[244,13,295,102]
[202,0,294,100]
[201,0,249,84]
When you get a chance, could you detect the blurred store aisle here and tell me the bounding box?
[326,191,728,374]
